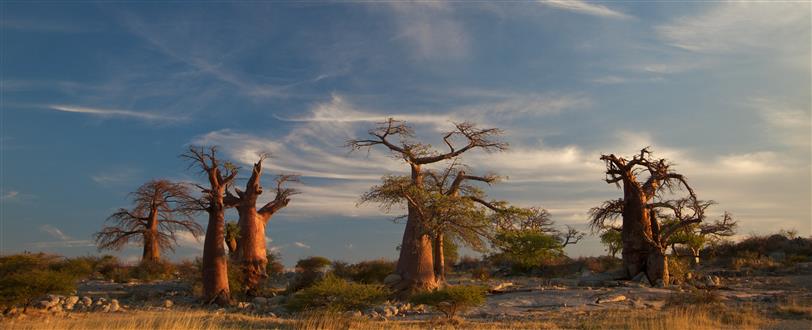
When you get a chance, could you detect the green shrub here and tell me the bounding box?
[50,256,97,280]
[285,274,389,312]
[331,259,396,284]
[491,230,565,273]
[0,253,79,310]
[130,260,176,282]
[288,256,332,292]
[667,257,691,285]
[410,285,487,319]
[266,253,285,279]
[95,255,124,280]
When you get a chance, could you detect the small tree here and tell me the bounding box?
[94,180,202,262]
[599,229,622,258]
[410,285,486,320]
[668,211,737,265]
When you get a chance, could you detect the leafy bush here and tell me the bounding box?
[0,253,79,310]
[130,260,177,282]
[410,285,486,319]
[285,274,389,312]
[331,259,396,284]
[50,256,97,280]
[288,256,332,292]
[667,257,691,285]
[95,255,124,280]
[266,253,285,279]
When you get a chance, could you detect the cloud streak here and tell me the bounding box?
[539,0,631,19]
[48,105,184,121]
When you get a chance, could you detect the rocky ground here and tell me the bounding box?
[6,262,811,326]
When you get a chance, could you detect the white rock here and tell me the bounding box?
[109,299,120,312]
[164,299,174,308]
[596,294,627,304]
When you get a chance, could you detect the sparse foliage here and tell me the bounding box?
[410,285,487,319]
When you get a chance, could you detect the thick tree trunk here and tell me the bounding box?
[202,203,230,306]
[433,232,445,284]
[238,207,269,295]
[647,249,669,286]
[394,165,438,296]
[142,210,160,262]
[620,179,653,279]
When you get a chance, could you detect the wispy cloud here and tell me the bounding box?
[91,168,140,186]
[383,2,470,60]
[48,105,184,121]
[655,2,809,68]
[40,224,71,241]
[539,0,631,19]
[1,191,19,200]
[293,241,311,249]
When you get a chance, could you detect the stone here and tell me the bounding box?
[237,302,253,309]
[383,274,402,286]
[109,299,120,312]
[252,297,268,305]
[164,299,174,308]
[595,295,627,304]
[64,296,79,306]
[704,275,720,287]
[267,295,286,306]
[489,282,514,292]
[80,296,93,306]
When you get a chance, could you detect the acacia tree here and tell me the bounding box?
[666,209,736,266]
[490,206,584,271]
[182,146,238,305]
[349,119,507,294]
[224,156,299,295]
[95,179,202,262]
[589,148,695,284]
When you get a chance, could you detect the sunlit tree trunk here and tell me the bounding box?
[142,209,160,262]
[433,232,445,283]
[394,165,438,296]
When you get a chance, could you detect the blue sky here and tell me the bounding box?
[1,1,810,266]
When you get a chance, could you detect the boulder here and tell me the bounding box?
[80,296,93,306]
[595,294,627,304]
[489,282,514,292]
[163,299,174,308]
[267,295,286,306]
[65,296,80,306]
[383,274,402,286]
[109,299,120,312]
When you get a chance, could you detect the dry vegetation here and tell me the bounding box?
[0,305,776,330]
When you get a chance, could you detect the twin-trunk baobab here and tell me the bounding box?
[349,119,508,295]
[184,147,298,304]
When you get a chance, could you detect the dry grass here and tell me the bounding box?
[775,298,812,320]
[0,305,772,330]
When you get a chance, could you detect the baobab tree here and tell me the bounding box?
[589,147,732,285]
[95,180,202,262]
[224,155,299,295]
[182,146,237,305]
[349,119,507,294]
